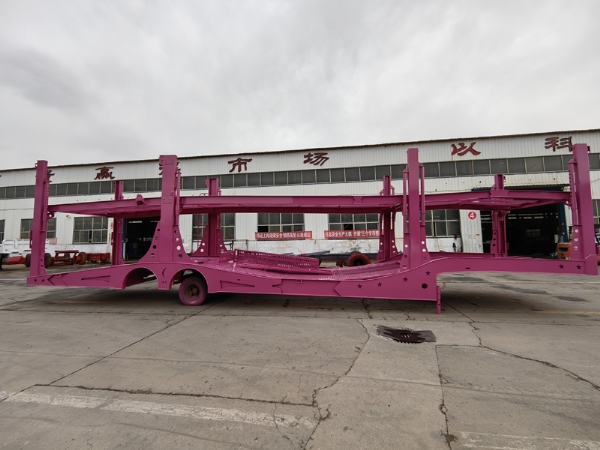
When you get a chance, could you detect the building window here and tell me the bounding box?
[426,209,460,237]
[328,214,379,230]
[20,218,57,239]
[593,200,600,234]
[192,213,235,244]
[20,219,32,239]
[73,217,109,244]
[257,213,304,232]
[0,219,4,242]
[46,218,56,239]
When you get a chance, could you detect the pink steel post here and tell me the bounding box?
[377,175,399,261]
[111,180,124,266]
[192,178,228,257]
[490,174,508,257]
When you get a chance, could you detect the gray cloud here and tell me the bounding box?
[0,0,598,170]
[0,48,93,111]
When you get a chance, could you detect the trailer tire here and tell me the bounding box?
[77,252,87,265]
[44,253,52,268]
[25,254,31,268]
[347,253,370,267]
[179,275,207,306]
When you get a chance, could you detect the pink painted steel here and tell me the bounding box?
[111,180,124,266]
[567,144,596,271]
[192,178,229,257]
[490,175,508,257]
[377,175,399,261]
[402,148,429,268]
[27,145,598,313]
[221,249,320,269]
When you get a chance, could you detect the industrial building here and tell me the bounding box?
[1,129,599,260]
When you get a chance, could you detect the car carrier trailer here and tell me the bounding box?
[27,144,598,314]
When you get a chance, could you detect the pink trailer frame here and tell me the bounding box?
[27,145,598,313]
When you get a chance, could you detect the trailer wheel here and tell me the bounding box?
[77,252,87,265]
[25,254,31,268]
[347,253,370,267]
[44,253,52,268]
[179,276,207,306]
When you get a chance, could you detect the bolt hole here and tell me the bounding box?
[422,283,428,289]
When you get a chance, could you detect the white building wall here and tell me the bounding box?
[1,130,599,256]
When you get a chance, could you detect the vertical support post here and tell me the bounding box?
[490,211,508,256]
[377,175,398,261]
[111,180,124,266]
[140,155,191,277]
[490,174,508,257]
[192,178,228,257]
[568,144,596,274]
[30,161,50,278]
[402,148,429,268]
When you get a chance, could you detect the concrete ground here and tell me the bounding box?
[0,264,599,449]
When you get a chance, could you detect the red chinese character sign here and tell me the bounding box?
[324,230,380,239]
[467,211,477,220]
[95,166,115,180]
[303,152,329,166]
[451,142,480,156]
[228,157,253,173]
[544,136,572,152]
[255,231,313,241]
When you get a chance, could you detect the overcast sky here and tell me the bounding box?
[1,1,599,170]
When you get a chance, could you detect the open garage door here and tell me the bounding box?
[481,203,565,257]
[124,217,159,260]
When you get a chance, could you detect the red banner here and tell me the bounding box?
[255,231,312,240]
[324,230,379,239]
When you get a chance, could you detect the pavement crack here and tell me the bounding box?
[479,345,600,392]
[46,309,205,386]
[361,299,372,319]
[435,345,454,449]
[303,406,330,450]
[444,302,474,321]
[45,384,314,407]
[240,354,274,398]
[304,318,369,449]
[273,402,296,449]
[468,322,483,346]
[117,422,261,449]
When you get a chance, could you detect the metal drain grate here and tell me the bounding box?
[377,326,436,344]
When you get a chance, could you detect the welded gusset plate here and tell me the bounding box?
[377,326,436,344]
